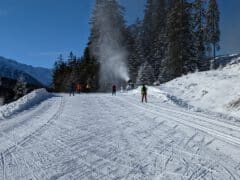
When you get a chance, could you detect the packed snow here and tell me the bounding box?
[0,89,51,120]
[0,89,239,179]
[161,56,240,119]
[1,59,240,179]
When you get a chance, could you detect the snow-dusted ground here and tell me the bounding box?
[161,56,240,119]
[0,89,51,120]
[0,90,239,180]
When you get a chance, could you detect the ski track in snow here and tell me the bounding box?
[0,93,239,180]
[122,96,240,147]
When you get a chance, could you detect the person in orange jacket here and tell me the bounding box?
[76,83,81,94]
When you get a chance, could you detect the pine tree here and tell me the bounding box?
[52,54,68,92]
[136,61,154,85]
[162,0,183,80]
[206,0,220,61]
[152,0,167,80]
[78,46,99,91]
[52,46,100,92]
[13,76,27,99]
[142,0,154,64]
[182,1,198,73]
[67,52,78,83]
[193,0,207,67]
[142,0,167,80]
[126,19,144,82]
[68,51,77,67]
[159,0,197,83]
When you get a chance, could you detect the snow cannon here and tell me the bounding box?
[126,79,134,91]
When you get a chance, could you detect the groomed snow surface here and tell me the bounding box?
[0,59,240,179]
[0,86,239,179]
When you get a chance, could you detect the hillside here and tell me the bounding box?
[161,54,240,118]
[0,56,52,86]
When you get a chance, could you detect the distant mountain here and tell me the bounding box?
[0,66,43,86]
[0,56,52,86]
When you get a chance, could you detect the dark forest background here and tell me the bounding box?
[52,0,220,92]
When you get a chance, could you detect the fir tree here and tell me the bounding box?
[13,76,27,99]
[52,54,68,92]
[142,0,167,80]
[126,19,144,82]
[160,0,197,83]
[78,46,99,90]
[152,0,167,80]
[193,0,207,67]
[182,1,198,73]
[206,0,220,61]
[136,61,154,85]
[68,51,77,67]
[142,0,154,64]
[52,48,99,92]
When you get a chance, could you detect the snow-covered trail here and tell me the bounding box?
[0,93,239,180]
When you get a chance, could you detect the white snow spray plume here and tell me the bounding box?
[90,1,129,90]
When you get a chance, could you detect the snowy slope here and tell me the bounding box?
[161,55,240,118]
[0,56,52,86]
[0,93,239,179]
[0,89,51,120]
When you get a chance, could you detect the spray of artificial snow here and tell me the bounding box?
[91,1,129,89]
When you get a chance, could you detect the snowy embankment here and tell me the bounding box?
[129,56,240,119]
[0,89,51,120]
[161,56,240,118]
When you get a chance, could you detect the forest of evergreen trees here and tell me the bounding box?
[52,0,220,92]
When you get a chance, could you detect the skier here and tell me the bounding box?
[76,83,81,94]
[112,84,116,96]
[141,84,147,103]
[69,82,75,96]
[85,83,91,93]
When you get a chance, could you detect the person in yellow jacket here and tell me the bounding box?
[85,84,91,93]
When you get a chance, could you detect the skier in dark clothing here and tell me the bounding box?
[141,84,147,103]
[112,84,116,96]
[69,82,75,96]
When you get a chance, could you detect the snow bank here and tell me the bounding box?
[0,89,51,120]
[161,57,240,117]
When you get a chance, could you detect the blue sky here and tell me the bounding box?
[0,0,239,68]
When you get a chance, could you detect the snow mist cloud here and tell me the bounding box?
[90,2,129,89]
